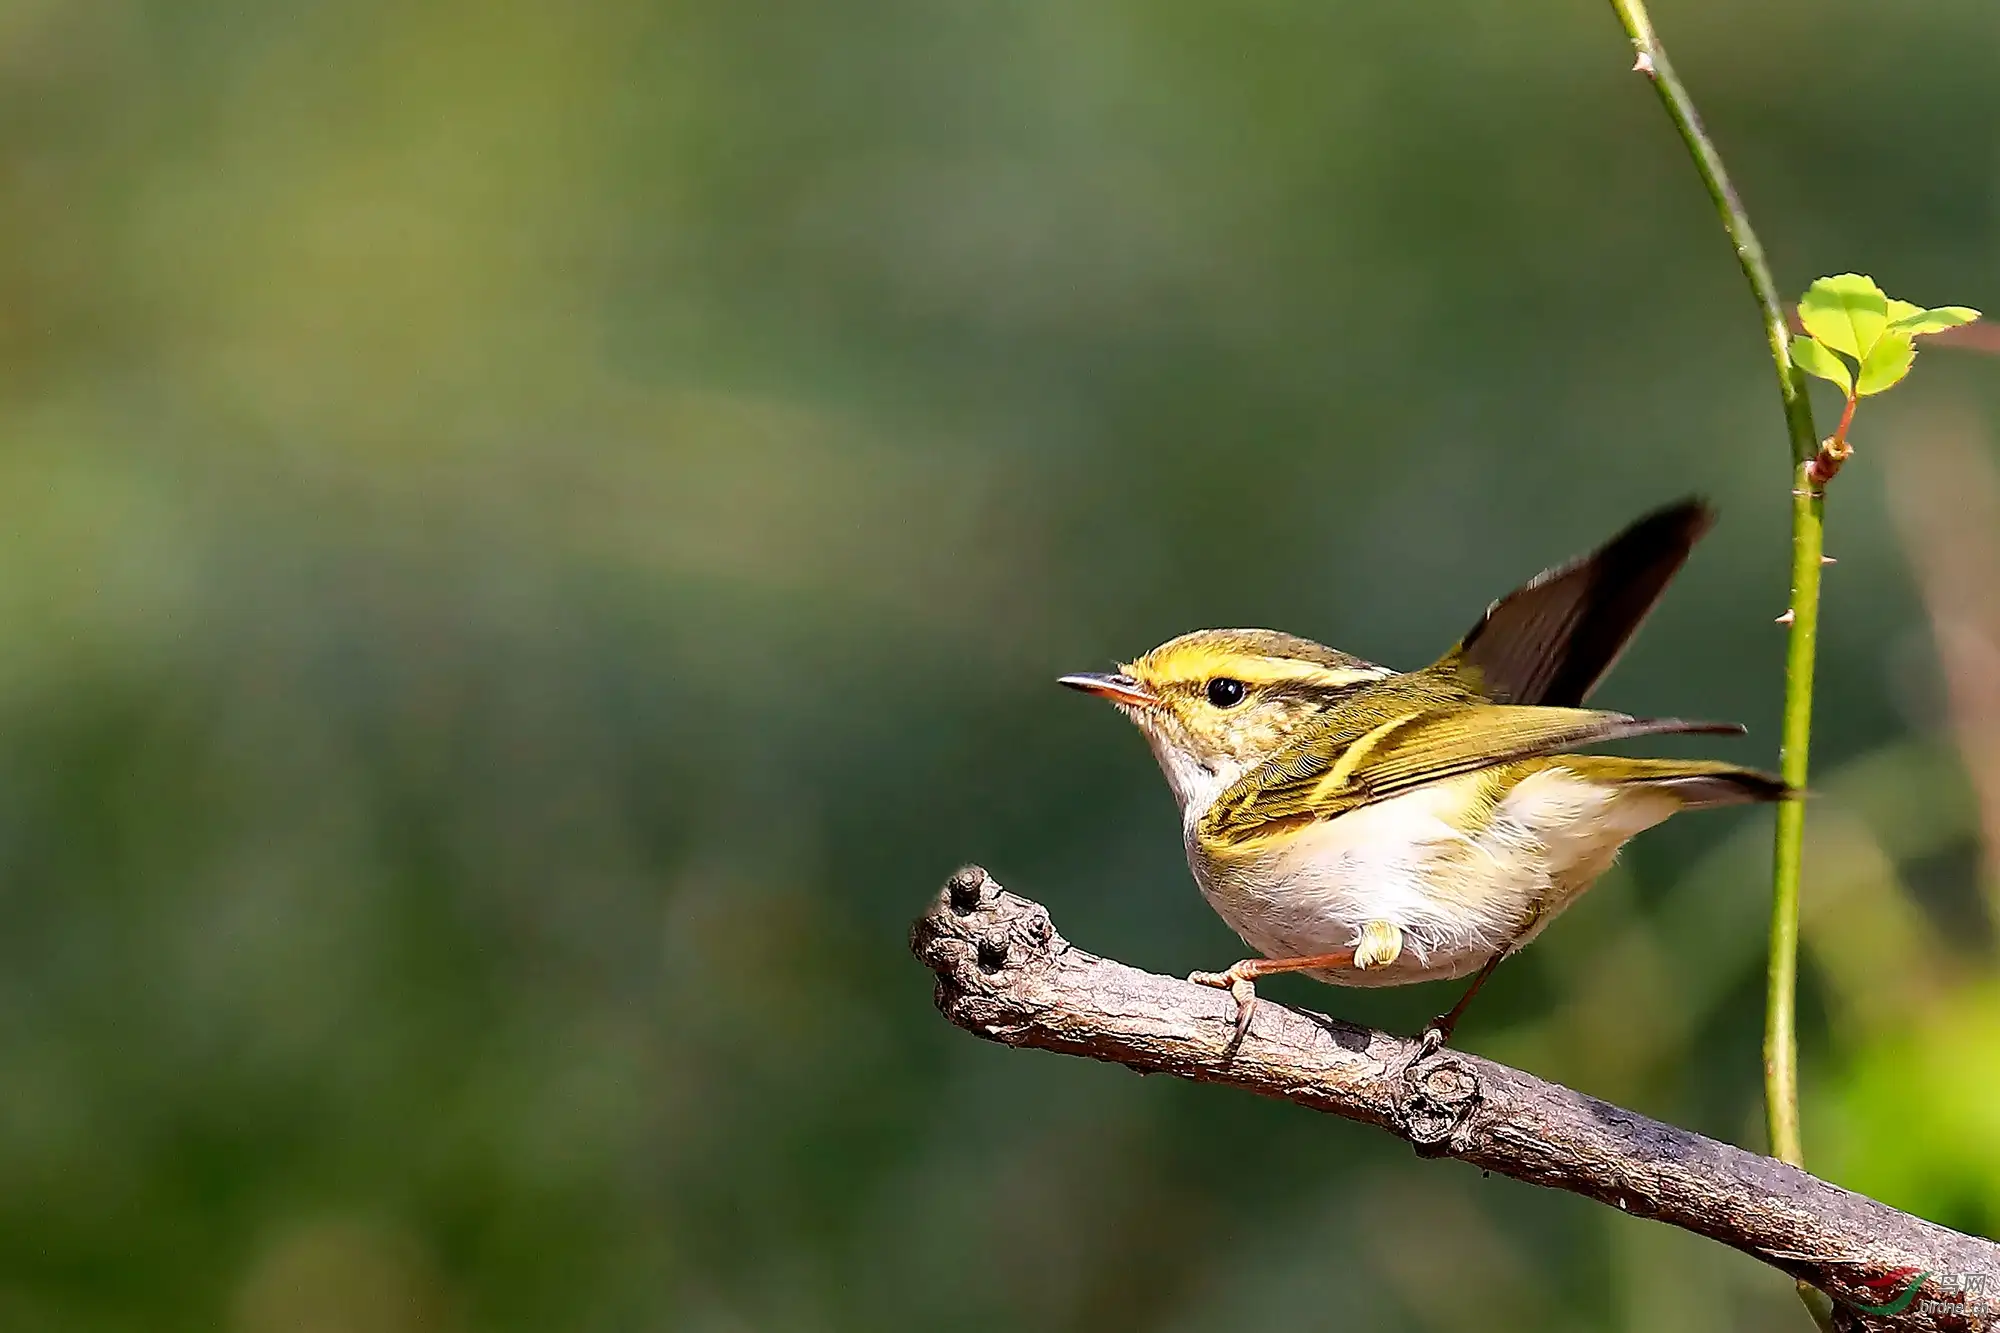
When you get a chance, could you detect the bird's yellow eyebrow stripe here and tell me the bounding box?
[1125,649,1392,692]
[1314,711,1422,801]
[1278,663,1395,689]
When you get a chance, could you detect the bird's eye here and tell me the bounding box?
[1205,678,1247,709]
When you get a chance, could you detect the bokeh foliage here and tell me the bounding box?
[0,1,1994,1329]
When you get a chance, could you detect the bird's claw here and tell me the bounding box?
[1228,977,1257,1046]
[1407,1018,1452,1070]
[1189,968,1259,1049]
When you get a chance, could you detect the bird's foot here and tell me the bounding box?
[1188,967,1260,1050]
[1411,1017,1454,1065]
[1189,949,1365,1051]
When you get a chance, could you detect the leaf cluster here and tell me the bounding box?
[1791,274,1978,399]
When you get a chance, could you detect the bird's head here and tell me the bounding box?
[1060,629,1392,814]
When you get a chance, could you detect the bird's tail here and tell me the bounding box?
[1554,755,1794,808]
[1599,758,1796,809]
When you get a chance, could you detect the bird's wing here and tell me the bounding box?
[1198,704,1741,848]
[1438,498,1714,707]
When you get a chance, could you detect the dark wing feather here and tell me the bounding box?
[1445,498,1715,706]
[1199,704,1742,846]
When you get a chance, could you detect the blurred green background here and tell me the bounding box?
[0,0,1994,1328]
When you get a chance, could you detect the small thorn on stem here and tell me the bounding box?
[1775,609,1795,626]
[1632,50,1655,76]
[1820,554,1837,566]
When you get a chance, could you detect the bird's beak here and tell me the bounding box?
[1058,672,1158,707]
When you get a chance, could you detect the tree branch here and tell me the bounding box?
[912,867,2000,1333]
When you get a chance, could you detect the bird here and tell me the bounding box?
[1059,498,1789,1049]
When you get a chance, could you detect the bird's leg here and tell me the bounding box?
[1190,946,1361,1048]
[1415,909,1542,1057]
[1414,955,1504,1058]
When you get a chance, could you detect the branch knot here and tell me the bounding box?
[1399,1052,1483,1153]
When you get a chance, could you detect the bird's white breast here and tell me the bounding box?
[1182,766,1676,986]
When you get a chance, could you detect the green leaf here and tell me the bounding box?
[1887,305,1982,338]
[1799,273,1889,358]
[1789,334,1852,394]
[1855,333,1915,396]
[1886,298,1923,325]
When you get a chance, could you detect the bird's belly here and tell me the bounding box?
[1185,768,1656,987]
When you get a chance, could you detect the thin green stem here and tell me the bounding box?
[1604,4,1829,1329]
[1606,3,1819,466]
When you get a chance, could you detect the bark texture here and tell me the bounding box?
[911,867,2000,1333]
